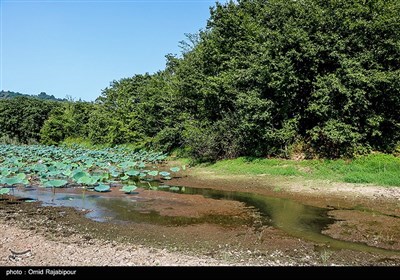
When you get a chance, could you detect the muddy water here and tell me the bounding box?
[12,185,400,256]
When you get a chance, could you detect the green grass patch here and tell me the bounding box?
[61,137,104,149]
[209,157,304,176]
[203,154,400,187]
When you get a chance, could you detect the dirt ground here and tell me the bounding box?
[0,167,399,266]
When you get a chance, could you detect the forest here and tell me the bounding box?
[1,0,399,161]
[0,90,66,101]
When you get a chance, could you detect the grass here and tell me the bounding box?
[62,137,105,149]
[60,140,400,187]
[200,154,400,187]
[208,157,303,176]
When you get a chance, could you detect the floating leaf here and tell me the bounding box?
[0,188,10,195]
[158,185,170,189]
[169,186,180,192]
[170,167,180,172]
[159,171,170,177]
[1,170,11,177]
[33,164,47,172]
[120,175,129,181]
[3,174,26,186]
[16,173,26,179]
[77,175,98,186]
[120,185,137,194]
[94,184,110,192]
[62,169,72,177]
[44,179,68,188]
[147,170,158,177]
[119,161,136,170]
[156,155,167,161]
[8,168,18,174]
[73,171,88,181]
[162,176,172,180]
[47,170,61,177]
[110,171,120,178]
[125,170,140,176]
[99,172,110,181]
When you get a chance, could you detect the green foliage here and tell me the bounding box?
[44,179,68,188]
[169,167,180,173]
[61,137,96,149]
[40,101,94,145]
[210,157,304,177]
[0,188,10,195]
[148,0,400,160]
[340,154,400,186]
[94,184,110,192]
[308,119,367,158]
[1,173,28,186]
[120,185,137,194]
[206,153,400,186]
[393,143,400,158]
[0,90,66,101]
[90,72,175,148]
[147,170,159,177]
[4,0,400,160]
[181,121,221,162]
[0,144,178,193]
[0,97,61,144]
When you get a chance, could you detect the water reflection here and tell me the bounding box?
[11,185,400,256]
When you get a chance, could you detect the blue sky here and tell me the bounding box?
[1,0,220,101]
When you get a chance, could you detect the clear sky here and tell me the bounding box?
[1,0,220,101]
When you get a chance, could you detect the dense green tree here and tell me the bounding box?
[40,101,94,145]
[0,97,60,144]
[5,0,400,160]
[175,0,400,159]
[0,90,66,101]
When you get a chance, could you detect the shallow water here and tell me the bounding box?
[11,184,400,256]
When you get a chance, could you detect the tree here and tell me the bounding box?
[5,0,400,160]
[40,101,94,145]
[0,97,60,144]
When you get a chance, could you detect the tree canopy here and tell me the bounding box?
[0,97,61,144]
[5,0,400,160]
[0,90,66,101]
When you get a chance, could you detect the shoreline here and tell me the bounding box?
[1,169,399,266]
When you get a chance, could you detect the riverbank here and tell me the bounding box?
[0,163,399,266]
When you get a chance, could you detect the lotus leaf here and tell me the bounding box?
[147,170,158,177]
[125,170,140,176]
[159,171,170,177]
[120,185,137,194]
[44,179,68,188]
[0,188,10,195]
[94,184,110,192]
[170,167,180,172]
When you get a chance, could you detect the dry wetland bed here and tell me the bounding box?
[1,166,399,267]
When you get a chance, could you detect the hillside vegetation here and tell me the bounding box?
[2,0,400,161]
[0,90,66,102]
